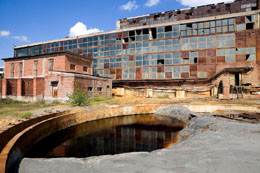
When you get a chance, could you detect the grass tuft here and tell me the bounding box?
[17,112,33,119]
[158,94,169,99]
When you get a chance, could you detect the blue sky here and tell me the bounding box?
[0,0,226,66]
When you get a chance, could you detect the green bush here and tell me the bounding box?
[68,85,89,106]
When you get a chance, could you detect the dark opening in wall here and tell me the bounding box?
[143,29,149,34]
[194,57,197,64]
[177,10,181,14]
[246,54,250,60]
[129,31,135,37]
[165,26,172,32]
[185,12,193,16]
[136,29,142,35]
[123,37,129,43]
[88,87,93,92]
[157,59,164,65]
[246,15,252,22]
[246,23,254,29]
[218,81,223,94]
[130,37,135,41]
[211,5,216,9]
[235,73,240,86]
[151,28,157,39]
[225,3,230,7]
[186,23,192,29]
[154,14,160,19]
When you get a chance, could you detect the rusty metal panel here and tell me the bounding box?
[197,64,207,71]
[116,69,122,80]
[181,72,189,78]
[110,68,116,74]
[136,67,142,79]
[246,39,256,47]
[181,51,189,58]
[129,55,135,61]
[198,50,206,57]
[217,56,225,62]
[190,71,197,78]
[236,16,245,24]
[207,56,216,63]
[190,64,197,71]
[198,57,206,64]
[206,65,216,72]
[236,55,246,62]
[207,49,216,57]
[104,63,109,69]
[157,66,164,72]
[165,72,172,79]
[256,48,260,62]
[236,40,246,47]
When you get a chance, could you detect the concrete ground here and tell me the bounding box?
[19,114,260,173]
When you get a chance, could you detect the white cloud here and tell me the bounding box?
[144,0,160,7]
[120,1,138,11]
[0,30,10,37]
[69,22,103,37]
[178,0,231,7]
[12,35,30,42]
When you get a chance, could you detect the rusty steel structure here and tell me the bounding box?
[7,0,260,99]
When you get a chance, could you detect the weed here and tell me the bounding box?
[68,84,90,106]
[158,94,169,99]
[17,112,33,119]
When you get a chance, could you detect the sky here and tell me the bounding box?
[0,0,229,66]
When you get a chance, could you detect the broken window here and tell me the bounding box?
[246,23,254,29]
[70,64,76,70]
[97,87,103,92]
[33,61,38,76]
[151,28,157,39]
[88,87,93,92]
[123,37,129,43]
[165,25,172,32]
[186,23,192,30]
[143,29,149,34]
[157,59,164,65]
[83,66,88,72]
[129,30,135,37]
[194,57,197,64]
[18,62,23,77]
[48,59,54,71]
[136,29,142,35]
[10,63,14,77]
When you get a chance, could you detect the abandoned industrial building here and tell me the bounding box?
[1,0,260,101]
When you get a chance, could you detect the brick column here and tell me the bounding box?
[2,78,6,98]
[17,78,22,100]
[33,78,37,102]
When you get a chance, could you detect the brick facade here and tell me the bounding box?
[1,52,112,102]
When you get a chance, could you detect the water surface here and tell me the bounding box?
[25,114,184,158]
